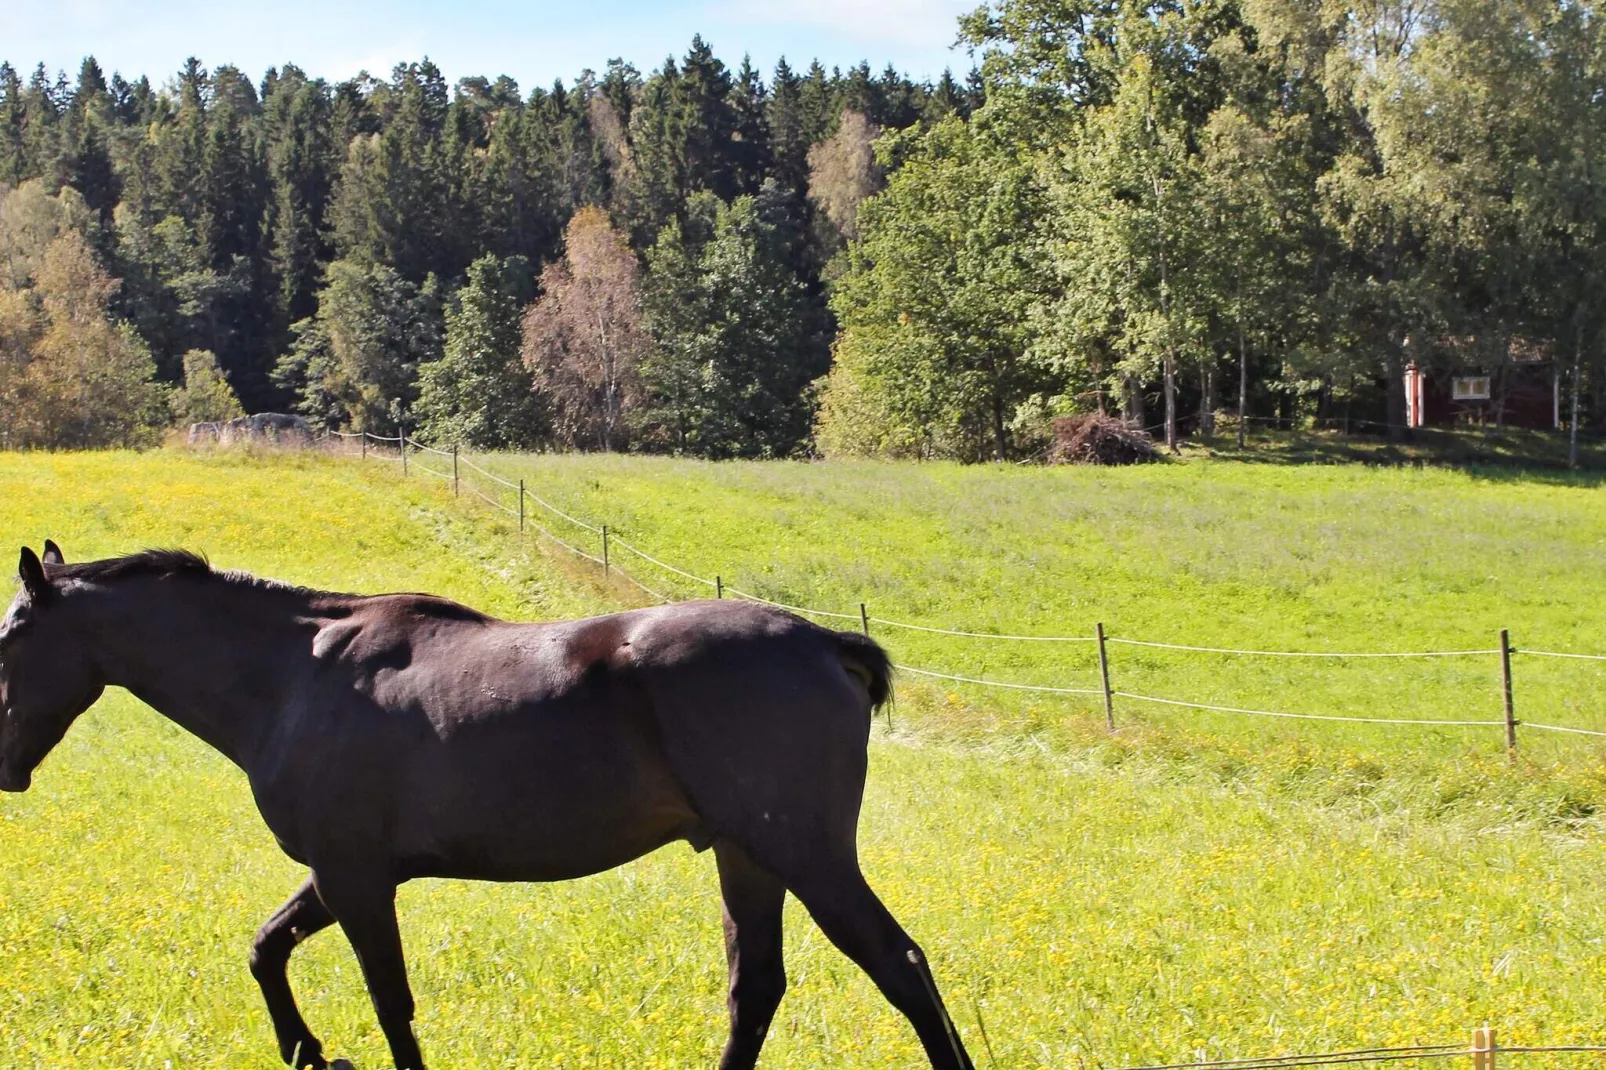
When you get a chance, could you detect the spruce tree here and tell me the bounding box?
[678,37,737,200]
[730,56,771,195]
[263,66,335,329]
[20,65,62,185]
[798,61,834,147]
[0,64,25,186]
[766,59,809,194]
[56,59,119,225]
[159,60,209,225]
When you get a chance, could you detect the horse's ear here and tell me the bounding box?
[18,547,50,599]
[41,540,64,566]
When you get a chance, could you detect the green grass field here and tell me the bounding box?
[3,448,1606,1068]
[439,447,1606,770]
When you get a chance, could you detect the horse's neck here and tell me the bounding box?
[83,579,321,769]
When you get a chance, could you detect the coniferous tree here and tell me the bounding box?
[159,59,210,225]
[678,37,738,200]
[924,70,967,123]
[797,61,835,147]
[619,62,685,246]
[57,58,119,225]
[766,59,809,194]
[263,65,335,330]
[730,56,771,195]
[0,64,27,187]
[18,65,62,185]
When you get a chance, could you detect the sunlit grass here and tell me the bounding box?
[1,449,1605,1067]
[456,451,1606,768]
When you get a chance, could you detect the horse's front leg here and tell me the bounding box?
[311,864,426,1070]
[250,876,336,1068]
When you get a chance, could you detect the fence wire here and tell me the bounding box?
[896,665,1104,695]
[1521,722,1606,738]
[870,617,1099,641]
[407,439,455,459]
[1518,649,1606,662]
[1108,638,1500,659]
[1115,1044,1468,1070]
[1112,1042,1606,1070]
[456,453,519,491]
[410,461,453,483]
[465,484,516,518]
[724,585,864,621]
[610,537,720,589]
[1114,691,1509,728]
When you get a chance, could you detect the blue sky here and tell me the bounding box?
[5,0,981,91]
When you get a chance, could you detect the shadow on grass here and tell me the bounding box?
[1187,426,1606,486]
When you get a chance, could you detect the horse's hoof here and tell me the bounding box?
[329,1061,356,1070]
[286,1039,329,1069]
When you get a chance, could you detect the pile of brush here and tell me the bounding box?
[1047,414,1160,465]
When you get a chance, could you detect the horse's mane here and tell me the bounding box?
[55,549,311,594]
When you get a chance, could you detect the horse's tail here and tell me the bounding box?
[832,630,893,711]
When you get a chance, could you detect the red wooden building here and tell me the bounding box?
[1404,336,1560,430]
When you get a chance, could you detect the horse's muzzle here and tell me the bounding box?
[0,759,29,792]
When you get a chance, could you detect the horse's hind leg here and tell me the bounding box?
[789,865,975,1070]
[713,841,788,1070]
[250,876,336,1068]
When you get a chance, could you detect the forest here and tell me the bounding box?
[2,0,1604,461]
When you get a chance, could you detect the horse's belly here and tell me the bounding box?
[392,726,702,883]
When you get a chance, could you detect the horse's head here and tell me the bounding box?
[0,543,105,792]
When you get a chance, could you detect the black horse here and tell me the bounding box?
[0,544,975,1070]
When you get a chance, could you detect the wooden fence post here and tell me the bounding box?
[361,433,366,459]
[859,603,888,730]
[518,480,525,533]
[452,446,459,497]
[1473,1025,1496,1070]
[716,575,724,599]
[602,525,610,577]
[1501,629,1517,761]
[1097,622,1115,730]
[400,434,407,475]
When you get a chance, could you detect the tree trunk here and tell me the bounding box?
[1571,321,1584,469]
[1384,345,1409,443]
[1163,352,1177,452]
[1237,324,1248,449]
[993,389,1007,461]
[1124,374,1145,428]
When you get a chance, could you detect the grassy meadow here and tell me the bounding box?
[1,448,1606,1067]
[449,447,1606,769]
